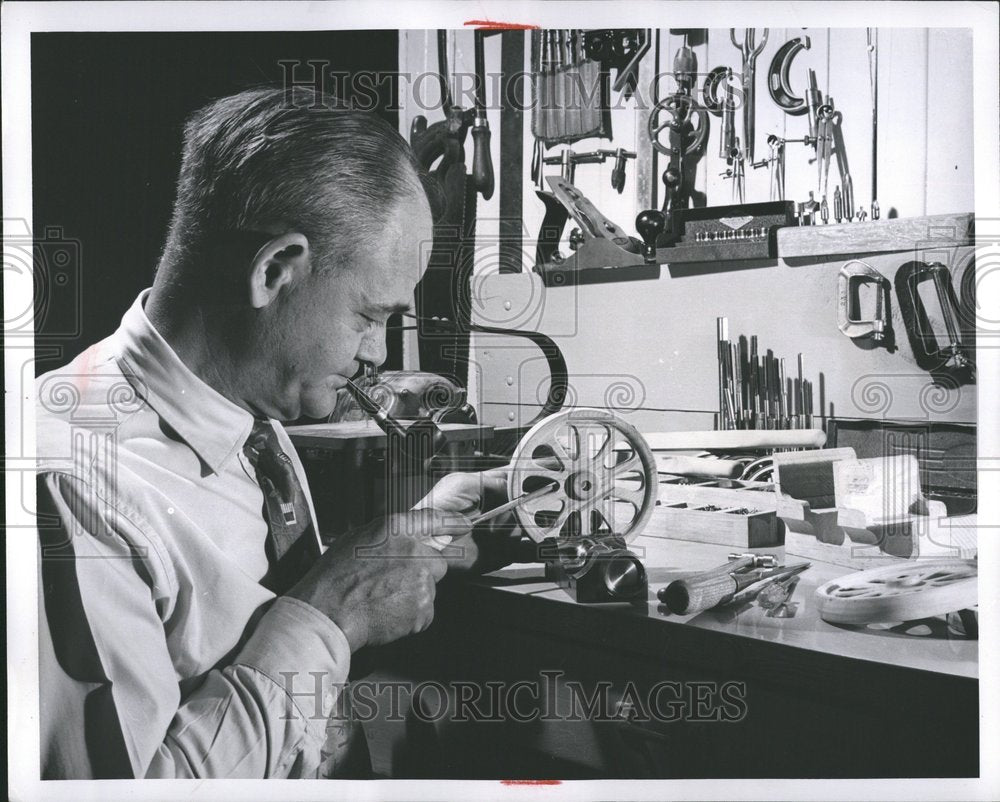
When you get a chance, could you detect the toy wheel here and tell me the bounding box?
[815,559,978,625]
[507,408,658,543]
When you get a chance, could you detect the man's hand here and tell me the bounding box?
[286,509,470,652]
[412,469,526,574]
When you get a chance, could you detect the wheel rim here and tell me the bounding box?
[815,560,978,624]
[507,408,658,543]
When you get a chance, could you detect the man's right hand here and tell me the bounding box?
[286,509,470,652]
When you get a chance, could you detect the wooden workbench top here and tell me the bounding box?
[467,531,978,680]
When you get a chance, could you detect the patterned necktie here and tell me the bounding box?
[244,419,371,777]
[243,419,320,593]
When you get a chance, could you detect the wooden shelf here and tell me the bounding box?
[777,212,973,259]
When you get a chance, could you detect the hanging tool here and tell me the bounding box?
[607,148,637,193]
[532,29,611,146]
[837,260,890,342]
[715,68,744,202]
[833,185,843,222]
[649,38,709,219]
[408,30,483,388]
[751,134,786,201]
[544,148,637,192]
[814,97,854,219]
[471,30,495,200]
[583,29,650,100]
[702,65,729,117]
[721,148,746,203]
[867,28,880,220]
[895,261,975,376]
[730,27,769,163]
[718,68,737,159]
[768,35,811,115]
[798,191,819,225]
[804,69,823,147]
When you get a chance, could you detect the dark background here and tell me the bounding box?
[32,31,400,374]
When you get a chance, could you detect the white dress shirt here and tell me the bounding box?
[35,290,350,778]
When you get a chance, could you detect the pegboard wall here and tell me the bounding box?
[398,28,976,432]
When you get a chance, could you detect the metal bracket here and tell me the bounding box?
[837,260,889,341]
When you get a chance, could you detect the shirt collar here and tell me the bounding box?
[114,289,255,475]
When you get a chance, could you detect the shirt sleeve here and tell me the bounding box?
[37,470,352,779]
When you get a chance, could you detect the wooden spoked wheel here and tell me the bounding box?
[815,560,978,625]
[507,408,658,544]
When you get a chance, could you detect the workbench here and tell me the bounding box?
[359,518,978,779]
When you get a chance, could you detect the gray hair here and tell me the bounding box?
[160,85,427,275]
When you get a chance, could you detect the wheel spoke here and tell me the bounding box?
[549,432,573,466]
[521,494,563,515]
[590,426,613,468]
[613,485,646,509]
[544,505,571,536]
[614,452,641,478]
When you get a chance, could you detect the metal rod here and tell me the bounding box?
[472,483,558,525]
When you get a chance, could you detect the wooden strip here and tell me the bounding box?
[499,30,525,273]
[644,428,826,451]
[777,212,973,258]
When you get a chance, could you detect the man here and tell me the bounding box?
[35,86,506,779]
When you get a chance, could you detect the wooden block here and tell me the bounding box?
[646,502,781,548]
[777,213,973,259]
[773,447,857,509]
[833,455,923,521]
[784,502,976,568]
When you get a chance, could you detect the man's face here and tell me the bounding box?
[259,193,433,421]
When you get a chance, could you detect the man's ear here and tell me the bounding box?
[247,232,310,309]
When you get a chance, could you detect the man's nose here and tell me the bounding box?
[356,330,388,369]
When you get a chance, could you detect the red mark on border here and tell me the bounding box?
[500,780,562,785]
[464,19,540,30]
